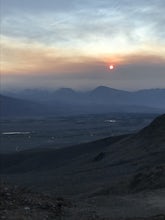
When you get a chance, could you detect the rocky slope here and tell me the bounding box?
[0,114,165,219]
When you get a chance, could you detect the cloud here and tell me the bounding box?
[1,36,106,76]
[1,35,165,90]
[1,0,165,90]
[110,54,165,81]
[1,0,165,47]
[1,0,78,15]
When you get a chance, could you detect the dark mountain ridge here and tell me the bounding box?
[138,113,165,137]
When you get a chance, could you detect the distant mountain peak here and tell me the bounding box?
[93,86,118,91]
[95,86,110,89]
[55,88,76,94]
[90,86,129,96]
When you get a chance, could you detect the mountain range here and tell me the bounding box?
[1,86,165,116]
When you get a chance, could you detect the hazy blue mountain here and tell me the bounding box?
[40,86,164,111]
[86,87,165,108]
[89,86,130,97]
[1,86,165,116]
[3,86,165,108]
[3,89,54,103]
[86,86,130,105]
[0,94,53,117]
[131,89,165,108]
[52,88,83,104]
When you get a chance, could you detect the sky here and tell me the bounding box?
[1,0,165,91]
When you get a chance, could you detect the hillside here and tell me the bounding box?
[0,114,165,219]
[1,114,165,191]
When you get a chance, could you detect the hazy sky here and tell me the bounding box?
[1,0,165,90]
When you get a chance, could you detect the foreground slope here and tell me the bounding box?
[1,114,165,193]
[0,114,165,219]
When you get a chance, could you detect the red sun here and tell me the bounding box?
[109,65,114,70]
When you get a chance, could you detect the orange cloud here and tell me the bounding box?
[1,37,165,78]
[1,38,108,76]
[103,52,165,72]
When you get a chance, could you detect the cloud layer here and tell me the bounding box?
[1,0,165,90]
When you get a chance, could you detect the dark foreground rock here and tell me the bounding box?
[0,182,71,220]
[126,215,165,220]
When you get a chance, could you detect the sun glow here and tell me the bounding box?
[109,65,114,70]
